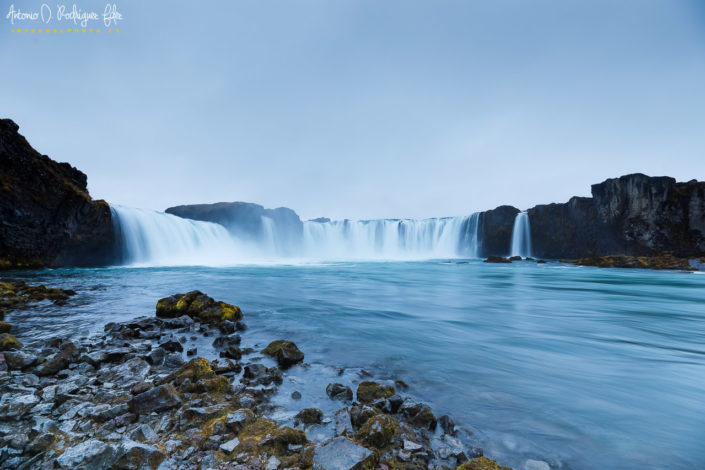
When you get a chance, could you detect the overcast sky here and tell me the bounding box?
[2,0,704,220]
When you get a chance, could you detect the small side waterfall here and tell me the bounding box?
[510,211,532,258]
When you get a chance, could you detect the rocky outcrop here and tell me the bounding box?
[165,202,303,253]
[0,119,115,269]
[528,174,705,259]
[479,206,520,257]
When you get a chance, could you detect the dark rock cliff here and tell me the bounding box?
[479,205,520,257]
[0,119,115,268]
[528,174,705,259]
[165,202,303,253]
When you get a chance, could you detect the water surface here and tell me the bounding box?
[5,261,705,470]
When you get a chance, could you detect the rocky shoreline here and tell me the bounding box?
[0,286,524,470]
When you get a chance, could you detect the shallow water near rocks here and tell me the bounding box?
[4,260,705,470]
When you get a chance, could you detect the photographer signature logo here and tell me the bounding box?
[6,3,123,32]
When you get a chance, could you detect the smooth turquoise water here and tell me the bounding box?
[5,261,705,469]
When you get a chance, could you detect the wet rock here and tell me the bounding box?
[158,339,183,353]
[114,439,165,469]
[80,350,107,367]
[129,384,182,415]
[219,320,236,334]
[261,340,304,369]
[291,390,302,400]
[155,291,242,324]
[349,405,377,429]
[0,333,22,350]
[242,364,283,386]
[146,347,166,366]
[186,347,197,356]
[0,321,11,334]
[333,408,353,437]
[56,438,116,469]
[356,381,395,404]
[400,398,437,431]
[103,347,131,363]
[159,315,194,329]
[26,432,56,455]
[326,383,353,402]
[211,358,241,375]
[440,414,457,435]
[356,413,396,449]
[3,350,37,370]
[312,436,376,470]
[295,408,323,425]
[213,333,241,349]
[222,345,242,360]
[169,357,230,394]
[484,256,512,263]
[164,352,185,368]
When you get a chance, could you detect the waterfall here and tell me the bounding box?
[301,214,481,260]
[111,206,245,266]
[111,205,483,265]
[510,211,532,258]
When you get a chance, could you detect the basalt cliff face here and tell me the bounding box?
[0,119,115,269]
[528,174,705,259]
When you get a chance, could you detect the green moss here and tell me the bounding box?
[356,381,395,404]
[457,457,513,470]
[356,414,396,449]
[0,333,22,350]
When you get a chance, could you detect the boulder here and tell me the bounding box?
[295,408,323,425]
[356,381,395,404]
[356,414,396,449]
[155,291,241,324]
[56,439,116,469]
[0,321,11,333]
[0,333,22,350]
[3,350,37,370]
[326,383,353,402]
[129,384,182,415]
[261,340,304,368]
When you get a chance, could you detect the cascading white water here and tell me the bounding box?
[302,214,482,260]
[111,206,484,265]
[510,211,532,258]
[111,206,245,266]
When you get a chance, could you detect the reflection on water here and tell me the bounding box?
[4,261,705,470]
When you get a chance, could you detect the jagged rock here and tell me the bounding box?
[399,398,437,430]
[56,439,116,469]
[225,408,255,433]
[168,357,230,394]
[261,340,304,368]
[0,392,38,419]
[213,333,241,348]
[349,405,377,429]
[158,339,183,353]
[326,383,353,402]
[3,350,37,370]
[146,347,166,366]
[129,423,158,442]
[356,381,395,404]
[242,364,283,386]
[0,119,115,269]
[439,414,456,435]
[312,436,377,470]
[219,437,239,454]
[129,384,182,415]
[155,291,242,324]
[333,408,353,437]
[114,439,165,469]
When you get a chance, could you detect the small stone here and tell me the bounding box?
[130,423,158,442]
[313,436,375,470]
[266,455,281,470]
[404,439,423,451]
[186,347,197,356]
[158,340,183,353]
[129,384,182,415]
[131,381,154,395]
[219,437,239,454]
[291,391,302,400]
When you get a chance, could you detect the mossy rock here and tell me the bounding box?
[0,321,11,334]
[356,381,395,404]
[356,414,396,449]
[457,457,513,470]
[236,418,278,454]
[169,357,231,394]
[262,340,304,369]
[295,408,323,425]
[156,291,242,324]
[0,333,22,350]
